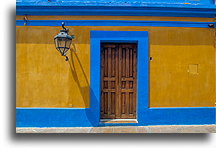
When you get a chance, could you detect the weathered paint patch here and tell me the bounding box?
[188,64,199,75]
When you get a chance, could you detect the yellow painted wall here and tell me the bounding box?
[16,26,90,108]
[16,16,215,108]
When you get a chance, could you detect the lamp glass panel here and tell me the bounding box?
[58,37,66,48]
[63,49,69,56]
[59,48,65,56]
[54,34,72,56]
[65,39,72,49]
[54,38,58,49]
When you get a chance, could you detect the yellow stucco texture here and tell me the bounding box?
[16,25,215,108]
[16,26,90,107]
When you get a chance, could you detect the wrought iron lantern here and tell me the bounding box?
[54,22,74,61]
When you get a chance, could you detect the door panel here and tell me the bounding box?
[100,43,137,119]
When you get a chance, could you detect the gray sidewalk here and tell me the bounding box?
[16,124,216,133]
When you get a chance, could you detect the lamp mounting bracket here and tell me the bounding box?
[61,22,69,31]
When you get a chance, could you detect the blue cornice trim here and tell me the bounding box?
[16,20,215,28]
[16,0,216,8]
[16,5,216,17]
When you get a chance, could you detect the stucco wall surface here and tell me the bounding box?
[16,16,215,108]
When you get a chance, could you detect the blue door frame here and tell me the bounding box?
[90,31,149,126]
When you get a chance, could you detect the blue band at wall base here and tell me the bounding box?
[16,107,216,127]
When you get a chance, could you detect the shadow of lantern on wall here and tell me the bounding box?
[54,22,74,61]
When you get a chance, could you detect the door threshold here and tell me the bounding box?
[100,119,137,123]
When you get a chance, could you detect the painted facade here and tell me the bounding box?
[16,0,216,127]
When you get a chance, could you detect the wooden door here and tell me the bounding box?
[100,43,137,119]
